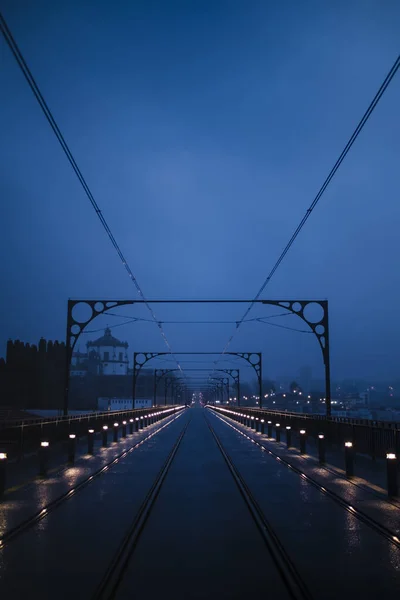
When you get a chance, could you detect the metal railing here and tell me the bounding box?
[215,406,400,460]
[0,405,182,460]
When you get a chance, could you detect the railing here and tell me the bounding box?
[214,406,400,460]
[0,405,183,460]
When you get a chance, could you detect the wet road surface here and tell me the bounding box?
[0,405,399,599]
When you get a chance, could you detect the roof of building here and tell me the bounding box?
[87,327,128,348]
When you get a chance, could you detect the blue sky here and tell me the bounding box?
[1,0,399,383]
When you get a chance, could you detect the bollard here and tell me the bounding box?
[0,452,7,498]
[299,430,306,454]
[39,441,50,476]
[260,419,265,435]
[286,426,292,448]
[102,425,108,447]
[68,434,76,464]
[275,423,281,442]
[255,418,259,432]
[113,423,119,443]
[140,416,144,430]
[251,417,255,430]
[88,429,95,455]
[267,421,273,438]
[344,442,354,477]
[129,419,134,435]
[122,421,127,438]
[135,418,140,432]
[386,453,398,497]
[318,434,326,465]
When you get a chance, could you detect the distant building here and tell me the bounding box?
[71,328,129,377]
[97,397,152,411]
[97,397,133,411]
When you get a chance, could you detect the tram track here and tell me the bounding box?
[209,408,400,550]
[0,408,186,549]
[204,411,315,600]
[91,417,191,600]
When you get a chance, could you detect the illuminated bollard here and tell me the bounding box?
[267,421,272,438]
[122,421,127,438]
[299,430,306,454]
[88,429,95,455]
[275,423,281,442]
[260,419,265,435]
[386,453,398,497]
[345,442,354,477]
[135,417,139,432]
[102,425,109,447]
[255,418,259,432]
[39,441,50,476]
[140,416,144,430]
[129,419,134,435]
[318,434,326,465]
[0,452,8,498]
[113,423,119,443]
[286,426,292,448]
[68,434,76,465]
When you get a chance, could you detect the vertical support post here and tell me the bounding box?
[133,353,138,406]
[102,425,108,447]
[259,353,263,409]
[68,434,76,464]
[63,303,72,416]
[318,434,326,465]
[386,453,398,497]
[39,441,50,476]
[345,442,354,477]
[323,302,331,418]
[299,430,306,454]
[286,426,292,448]
[237,372,241,407]
[0,452,8,497]
[88,429,94,455]
[153,369,157,407]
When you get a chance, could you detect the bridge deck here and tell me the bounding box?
[0,406,399,599]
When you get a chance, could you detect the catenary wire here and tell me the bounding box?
[219,53,400,358]
[0,11,183,376]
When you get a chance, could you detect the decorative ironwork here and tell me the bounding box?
[261,300,330,415]
[64,299,134,415]
[64,299,330,416]
[133,352,260,409]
